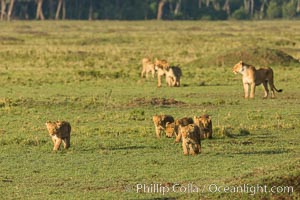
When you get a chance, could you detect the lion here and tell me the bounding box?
[154,58,170,70]
[194,115,213,139]
[165,122,176,138]
[176,117,194,127]
[175,124,201,155]
[154,59,170,87]
[141,58,155,79]
[165,66,182,87]
[154,59,182,87]
[152,115,175,138]
[232,61,282,98]
[165,117,194,137]
[45,120,71,151]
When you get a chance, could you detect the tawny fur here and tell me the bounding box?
[194,115,213,139]
[232,61,282,99]
[154,59,182,87]
[165,117,194,137]
[152,115,175,138]
[45,121,71,151]
[175,124,201,155]
[141,58,155,79]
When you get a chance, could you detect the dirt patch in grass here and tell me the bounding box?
[128,97,185,107]
[77,70,129,79]
[0,36,24,44]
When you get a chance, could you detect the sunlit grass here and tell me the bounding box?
[0,20,299,199]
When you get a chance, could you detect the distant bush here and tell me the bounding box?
[282,0,297,19]
[267,1,282,19]
[231,7,249,20]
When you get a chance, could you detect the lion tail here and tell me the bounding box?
[274,87,283,93]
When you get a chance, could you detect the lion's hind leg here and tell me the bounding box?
[63,136,70,149]
[197,143,202,153]
[189,143,197,155]
[194,143,201,154]
[268,80,281,98]
[176,77,180,87]
[262,80,269,98]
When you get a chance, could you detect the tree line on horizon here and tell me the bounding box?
[1,0,300,21]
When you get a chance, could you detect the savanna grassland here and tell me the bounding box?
[0,20,299,200]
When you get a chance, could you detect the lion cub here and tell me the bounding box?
[194,115,212,139]
[141,58,155,79]
[175,124,201,155]
[154,59,182,87]
[154,58,170,69]
[152,115,174,138]
[165,117,194,137]
[45,121,71,151]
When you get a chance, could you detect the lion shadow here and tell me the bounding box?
[233,149,290,155]
[101,145,158,151]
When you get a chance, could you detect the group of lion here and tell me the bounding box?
[153,114,212,155]
[45,60,282,151]
[142,58,283,99]
[147,60,281,156]
[44,114,212,154]
[141,58,182,87]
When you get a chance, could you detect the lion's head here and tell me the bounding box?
[142,57,151,64]
[45,121,59,135]
[154,59,170,70]
[165,122,175,137]
[152,115,163,127]
[194,115,211,130]
[232,61,244,74]
[179,124,195,139]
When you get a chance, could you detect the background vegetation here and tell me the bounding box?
[1,0,300,21]
[0,20,299,199]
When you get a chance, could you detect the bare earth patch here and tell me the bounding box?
[128,97,185,107]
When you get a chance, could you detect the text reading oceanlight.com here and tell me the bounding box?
[132,183,294,196]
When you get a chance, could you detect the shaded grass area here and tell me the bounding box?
[0,21,300,199]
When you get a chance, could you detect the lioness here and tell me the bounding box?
[175,124,201,155]
[194,115,212,139]
[141,58,155,79]
[232,61,282,98]
[45,121,71,151]
[152,115,175,138]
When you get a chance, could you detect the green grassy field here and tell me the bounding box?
[0,20,299,200]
